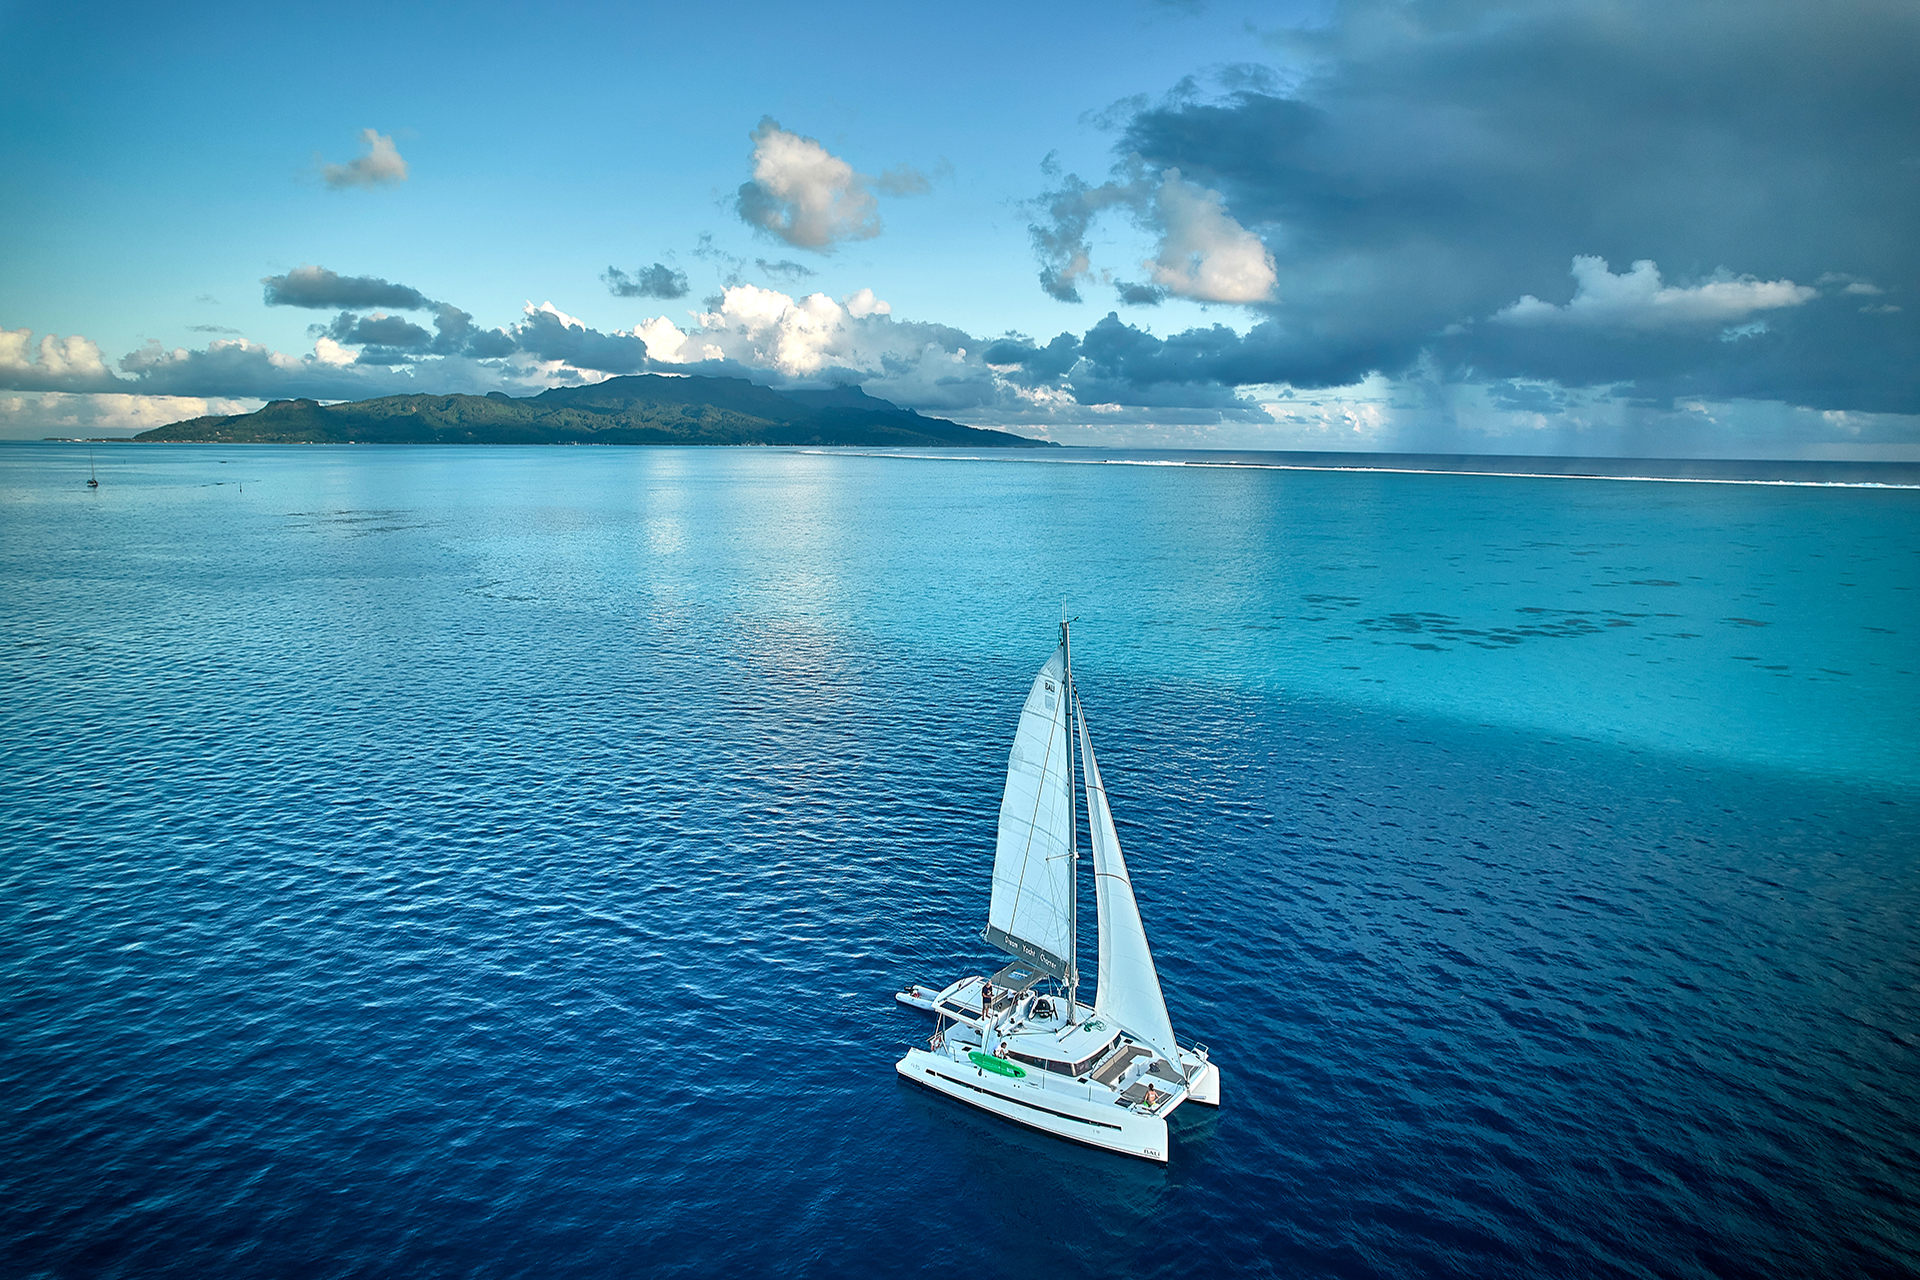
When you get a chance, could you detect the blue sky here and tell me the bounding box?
[3,0,1916,456]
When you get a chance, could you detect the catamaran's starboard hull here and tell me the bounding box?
[1183,1057,1221,1106]
[896,1048,1171,1162]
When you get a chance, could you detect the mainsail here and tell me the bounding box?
[1077,695,1179,1066]
[985,646,1076,980]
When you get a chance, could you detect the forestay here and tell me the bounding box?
[985,646,1076,980]
[1077,696,1179,1066]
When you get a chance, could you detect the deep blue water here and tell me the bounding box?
[3,443,1916,1279]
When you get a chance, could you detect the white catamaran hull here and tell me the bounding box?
[896,1047,1172,1162]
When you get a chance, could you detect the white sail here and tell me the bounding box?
[985,646,1076,979]
[1077,696,1179,1065]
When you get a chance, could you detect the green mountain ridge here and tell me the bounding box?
[133,374,1055,448]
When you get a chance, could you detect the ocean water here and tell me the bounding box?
[2,443,1915,1279]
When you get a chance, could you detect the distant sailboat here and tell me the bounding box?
[86,443,99,489]
[895,622,1219,1161]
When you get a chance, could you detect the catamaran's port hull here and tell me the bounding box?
[896,1049,1171,1162]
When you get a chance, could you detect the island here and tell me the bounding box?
[133,375,1055,448]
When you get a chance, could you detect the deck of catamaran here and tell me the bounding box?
[895,965,1218,1161]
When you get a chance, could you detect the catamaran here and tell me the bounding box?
[895,622,1219,1161]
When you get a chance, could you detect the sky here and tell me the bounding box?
[2,0,1916,456]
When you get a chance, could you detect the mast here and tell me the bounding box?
[1061,616,1079,1021]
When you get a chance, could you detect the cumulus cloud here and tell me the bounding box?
[257,266,519,365]
[507,302,650,374]
[2,284,1023,420]
[0,328,120,392]
[321,129,409,189]
[1495,257,1814,329]
[1028,160,1153,302]
[627,284,1278,423]
[323,312,436,350]
[734,118,926,252]
[100,320,640,399]
[0,392,269,440]
[626,283,1076,416]
[603,263,690,299]
[1146,169,1277,303]
[263,265,432,311]
[637,284,917,379]
[985,314,1289,414]
[2,273,655,402]
[1028,161,1273,305]
[1114,281,1170,306]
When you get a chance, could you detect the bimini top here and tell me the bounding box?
[989,960,1049,994]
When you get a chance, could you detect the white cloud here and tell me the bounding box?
[633,283,1013,411]
[1494,257,1815,329]
[843,287,890,319]
[121,337,301,377]
[734,119,897,251]
[2,305,654,402]
[1028,162,1276,306]
[0,392,269,439]
[525,300,586,330]
[1146,169,1277,304]
[648,284,886,377]
[0,327,116,390]
[322,129,409,190]
[634,316,690,363]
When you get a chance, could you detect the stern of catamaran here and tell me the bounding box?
[1179,1045,1221,1106]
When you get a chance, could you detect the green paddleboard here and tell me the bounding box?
[968,1051,1027,1079]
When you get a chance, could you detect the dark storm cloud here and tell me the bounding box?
[983,332,1082,386]
[324,312,435,350]
[603,263,691,299]
[986,311,1417,406]
[1031,0,1920,412]
[1113,282,1167,307]
[509,307,649,374]
[1486,381,1566,414]
[427,304,485,353]
[262,265,432,311]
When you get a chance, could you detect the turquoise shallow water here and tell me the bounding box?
[2,443,1915,1278]
[790,448,1920,788]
